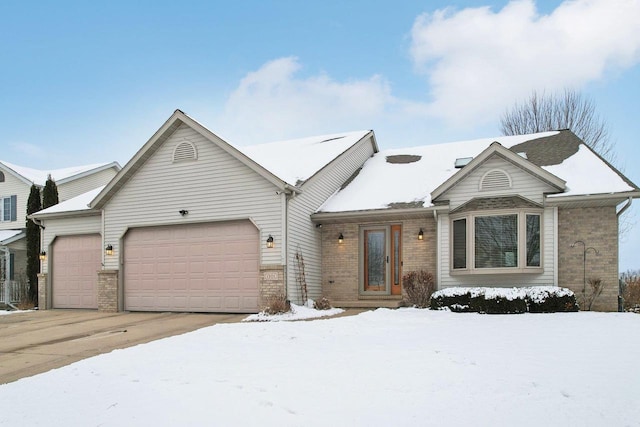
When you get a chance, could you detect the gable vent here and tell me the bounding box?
[480,169,512,191]
[173,140,198,162]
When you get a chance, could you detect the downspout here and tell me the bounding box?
[282,190,290,302]
[617,197,633,217]
[433,208,440,291]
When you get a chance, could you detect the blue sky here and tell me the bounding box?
[1,0,639,269]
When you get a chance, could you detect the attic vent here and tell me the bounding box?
[173,140,198,162]
[480,169,512,191]
[386,155,422,164]
[455,157,473,168]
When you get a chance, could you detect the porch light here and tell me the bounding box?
[105,244,114,256]
[338,233,344,244]
[418,229,424,240]
[266,235,274,248]
[39,251,47,261]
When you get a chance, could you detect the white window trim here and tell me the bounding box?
[450,208,543,275]
[0,195,16,222]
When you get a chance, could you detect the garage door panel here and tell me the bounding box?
[52,234,100,309]
[124,221,259,313]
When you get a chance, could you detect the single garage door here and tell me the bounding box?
[52,234,101,309]
[124,220,259,313]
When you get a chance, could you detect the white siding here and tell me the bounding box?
[286,135,376,303]
[0,169,30,231]
[58,168,118,201]
[443,157,558,210]
[40,215,102,274]
[438,207,556,288]
[102,123,283,270]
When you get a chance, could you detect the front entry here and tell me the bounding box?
[362,224,402,295]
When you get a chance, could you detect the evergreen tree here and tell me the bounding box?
[26,184,42,304]
[42,174,59,209]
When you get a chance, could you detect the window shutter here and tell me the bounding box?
[9,253,14,281]
[10,195,17,221]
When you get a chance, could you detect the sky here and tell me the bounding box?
[1,0,639,269]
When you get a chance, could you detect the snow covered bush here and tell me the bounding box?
[430,286,578,314]
[313,297,332,310]
[525,287,579,313]
[402,270,436,308]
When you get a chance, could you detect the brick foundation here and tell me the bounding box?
[97,269,119,312]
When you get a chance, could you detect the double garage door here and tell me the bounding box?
[123,221,260,313]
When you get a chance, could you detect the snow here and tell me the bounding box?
[1,309,638,426]
[0,310,32,316]
[319,130,635,213]
[33,186,105,215]
[243,302,344,322]
[0,230,23,244]
[239,130,370,186]
[434,285,574,301]
[0,161,114,186]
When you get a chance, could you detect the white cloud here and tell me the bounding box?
[10,141,46,159]
[216,57,397,144]
[410,0,640,124]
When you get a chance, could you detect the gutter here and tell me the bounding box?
[311,206,448,223]
[617,197,633,217]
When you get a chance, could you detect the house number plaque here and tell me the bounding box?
[264,271,279,281]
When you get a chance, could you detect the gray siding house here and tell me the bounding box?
[33,111,639,313]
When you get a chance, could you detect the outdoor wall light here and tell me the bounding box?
[418,228,424,240]
[266,235,274,248]
[338,233,344,244]
[39,251,47,261]
[105,244,114,256]
[179,209,189,216]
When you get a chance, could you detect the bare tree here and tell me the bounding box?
[501,89,614,162]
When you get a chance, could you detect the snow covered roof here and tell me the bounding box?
[33,186,105,217]
[0,230,24,245]
[318,130,638,213]
[0,161,119,186]
[238,131,372,185]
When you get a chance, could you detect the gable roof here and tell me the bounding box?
[0,160,120,187]
[0,230,25,245]
[90,109,374,209]
[317,130,639,213]
[430,141,566,202]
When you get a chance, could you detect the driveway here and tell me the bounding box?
[0,310,245,384]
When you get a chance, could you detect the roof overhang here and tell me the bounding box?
[29,209,101,220]
[57,162,122,185]
[431,142,566,202]
[544,191,640,208]
[0,230,26,245]
[311,205,448,223]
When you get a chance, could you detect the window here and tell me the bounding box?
[0,195,17,222]
[0,171,4,182]
[452,210,541,273]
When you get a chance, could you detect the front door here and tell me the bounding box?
[362,225,402,294]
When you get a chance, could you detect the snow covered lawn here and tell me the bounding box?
[1,309,638,426]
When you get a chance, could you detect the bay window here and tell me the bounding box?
[452,210,542,273]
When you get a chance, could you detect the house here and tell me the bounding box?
[0,161,121,303]
[32,110,639,312]
[33,110,376,311]
[313,130,639,311]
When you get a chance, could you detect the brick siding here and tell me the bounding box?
[558,206,619,311]
[97,269,119,312]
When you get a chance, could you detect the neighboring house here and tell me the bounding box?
[32,110,639,313]
[0,161,121,303]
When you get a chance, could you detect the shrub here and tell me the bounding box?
[620,270,640,312]
[402,270,436,308]
[313,297,332,310]
[525,287,579,313]
[430,286,579,314]
[263,291,290,315]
